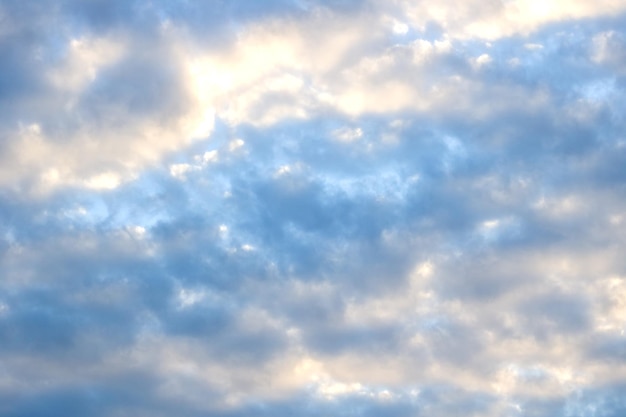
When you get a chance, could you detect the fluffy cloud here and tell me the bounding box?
[1,0,626,416]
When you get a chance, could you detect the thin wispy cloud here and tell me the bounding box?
[1,1,625,416]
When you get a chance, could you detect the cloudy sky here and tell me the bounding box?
[1,0,626,416]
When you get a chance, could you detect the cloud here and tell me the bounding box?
[1,1,626,416]
[390,0,626,39]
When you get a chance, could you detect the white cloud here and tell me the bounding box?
[47,36,126,93]
[2,2,626,416]
[84,172,122,190]
[332,127,363,142]
[228,139,245,152]
[392,20,410,35]
[395,0,626,39]
[474,53,493,66]
[12,0,616,196]
[169,163,196,179]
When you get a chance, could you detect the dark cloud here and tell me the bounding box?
[516,290,591,338]
[1,371,214,417]
[587,334,626,363]
[77,48,191,124]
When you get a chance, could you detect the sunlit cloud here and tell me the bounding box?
[1,0,625,416]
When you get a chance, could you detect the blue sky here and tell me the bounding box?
[1,1,626,416]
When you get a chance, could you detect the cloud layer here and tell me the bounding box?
[1,1,626,416]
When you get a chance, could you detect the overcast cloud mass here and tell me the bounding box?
[1,0,626,415]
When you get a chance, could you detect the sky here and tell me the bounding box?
[1,0,626,416]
